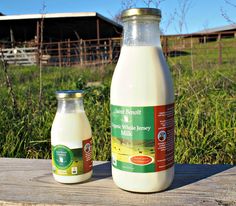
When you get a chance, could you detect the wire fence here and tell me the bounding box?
[1,32,236,67]
[163,32,236,68]
[38,38,121,67]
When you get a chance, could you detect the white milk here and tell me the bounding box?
[111,45,174,192]
[51,113,92,147]
[51,92,92,184]
[111,46,174,105]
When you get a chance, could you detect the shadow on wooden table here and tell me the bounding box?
[168,164,234,190]
[92,162,111,179]
[92,162,234,190]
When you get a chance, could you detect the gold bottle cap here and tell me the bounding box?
[121,8,161,19]
[56,90,83,99]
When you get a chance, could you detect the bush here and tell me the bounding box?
[0,63,235,164]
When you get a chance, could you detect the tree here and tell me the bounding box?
[174,0,192,34]
[143,0,166,8]
[112,0,137,24]
[121,0,137,9]
[112,0,166,24]
[38,1,47,109]
[112,0,193,34]
[221,0,236,24]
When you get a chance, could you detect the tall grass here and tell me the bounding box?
[171,63,236,164]
[0,61,235,164]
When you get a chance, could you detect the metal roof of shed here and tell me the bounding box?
[195,24,236,34]
[0,12,122,42]
[0,12,121,28]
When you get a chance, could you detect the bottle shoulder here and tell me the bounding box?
[51,112,92,145]
[111,46,174,106]
[113,46,170,78]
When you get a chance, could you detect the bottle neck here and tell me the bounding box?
[122,16,161,47]
[57,98,84,113]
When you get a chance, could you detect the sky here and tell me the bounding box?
[0,0,235,34]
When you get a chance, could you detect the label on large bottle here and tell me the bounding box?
[111,104,174,173]
[52,138,92,176]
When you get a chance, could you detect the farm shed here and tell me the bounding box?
[0,12,122,45]
[187,24,236,43]
[0,12,122,66]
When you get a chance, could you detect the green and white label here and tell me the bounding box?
[111,106,154,139]
[52,138,93,176]
[53,145,74,169]
[111,104,175,173]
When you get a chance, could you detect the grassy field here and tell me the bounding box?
[0,49,235,164]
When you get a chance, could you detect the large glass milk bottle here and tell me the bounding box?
[110,8,175,192]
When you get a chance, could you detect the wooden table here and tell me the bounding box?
[0,158,235,206]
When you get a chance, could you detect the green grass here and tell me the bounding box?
[172,64,236,164]
[168,37,236,67]
[0,52,235,164]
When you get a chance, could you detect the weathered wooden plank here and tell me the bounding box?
[0,47,37,66]
[6,62,35,65]
[1,47,37,52]
[0,158,235,206]
[5,59,35,62]
[3,53,36,57]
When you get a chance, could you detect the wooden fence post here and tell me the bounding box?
[36,21,40,66]
[58,42,62,67]
[67,39,71,67]
[83,41,87,65]
[164,37,168,60]
[109,39,112,62]
[218,34,222,65]
[75,40,79,65]
[88,41,92,62]
[96,44,100,65]
[190,36,194,70]
[80,39,83,66]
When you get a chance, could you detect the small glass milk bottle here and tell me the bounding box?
[51,90,92,183]
[110,8,175,192]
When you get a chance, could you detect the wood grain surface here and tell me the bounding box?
[0,158,235,206]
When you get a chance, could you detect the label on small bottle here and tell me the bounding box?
[52,138,92,176]
[111,104,174,173]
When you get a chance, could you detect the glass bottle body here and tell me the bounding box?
[51,93,92,183]
[110,9,175,192]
